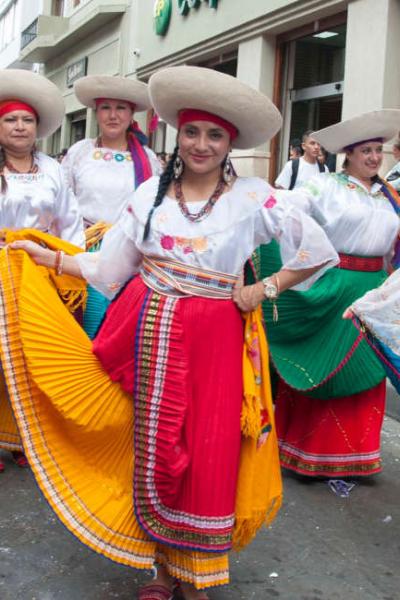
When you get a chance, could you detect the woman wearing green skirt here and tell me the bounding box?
[256,109,400,477]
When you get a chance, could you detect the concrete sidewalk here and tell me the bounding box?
[1,416,400,600]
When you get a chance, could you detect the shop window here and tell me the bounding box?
[198,52,238,77]
[69,110,86,146]
[0,0,18,50]
[51,127,61,156]
[293,25,346,89]
[275,21,347,176]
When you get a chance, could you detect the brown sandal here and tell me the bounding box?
[138,583,174,600]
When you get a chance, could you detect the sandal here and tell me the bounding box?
[138,583,174,600]
[12,451,29,468]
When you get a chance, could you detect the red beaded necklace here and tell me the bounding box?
[4,154,38,174]
[174,178,226,223]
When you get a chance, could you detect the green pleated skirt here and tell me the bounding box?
[252,242,386,399]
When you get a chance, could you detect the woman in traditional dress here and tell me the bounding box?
[4,67,338,599]
[0,68,84,473]
[256,109,400,478]
[62,75,161,338]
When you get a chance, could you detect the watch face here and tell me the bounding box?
[263,279,278,299]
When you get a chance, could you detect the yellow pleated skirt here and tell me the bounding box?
[0,371,22,451]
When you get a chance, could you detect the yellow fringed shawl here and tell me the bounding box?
[1,229,87,312]
[233,306,283,550]
[85,221,112,251]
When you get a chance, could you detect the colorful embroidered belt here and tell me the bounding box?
[140,256,238,299]
[338,253,384,272]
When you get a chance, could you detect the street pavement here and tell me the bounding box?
[1,415,400,600]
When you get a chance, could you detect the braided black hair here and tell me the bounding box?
[143,145,179,241]
[0,147,7,194]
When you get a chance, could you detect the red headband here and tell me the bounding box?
[0,100,38,119]
[178,109,238,141]
[95,97,136,111]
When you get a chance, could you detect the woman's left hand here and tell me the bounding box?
[233,278,264,312]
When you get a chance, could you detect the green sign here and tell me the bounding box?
[177,0,218,16]
[154,0,172,36]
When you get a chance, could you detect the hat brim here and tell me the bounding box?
[0,69,64,138]
[149,66,282,149]
[312,109,400,153]
[74,76,151,112]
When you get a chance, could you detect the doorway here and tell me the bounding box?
[279,23,346,167]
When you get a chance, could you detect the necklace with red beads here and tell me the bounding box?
[5,154,38,174]
[174,177,226,223]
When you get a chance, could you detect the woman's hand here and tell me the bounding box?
[342,307,354,319]
[233,278,264,312]
[9,240,55,268]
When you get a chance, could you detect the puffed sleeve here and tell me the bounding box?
[61,147,75,190]
[274,173,328,224]
[75,204,143,299]
[51,162,85,248]
[145,146,163,177]
[255,189,339,290]
[274,160,292,189]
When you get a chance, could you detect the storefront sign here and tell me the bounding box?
[154,0,218,36]
[154,0,172,36]
[66,57,88,88]
[177,0,218,16]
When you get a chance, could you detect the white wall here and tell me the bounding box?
[342,0,400,117]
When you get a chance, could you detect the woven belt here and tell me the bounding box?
[338,253,383,272]
[140,256,238,299]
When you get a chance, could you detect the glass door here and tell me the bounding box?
[279,24,346,166]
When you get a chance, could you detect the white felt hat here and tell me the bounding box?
[311,109,400,153]
[0,69,64,138]
[149,66,282,149]
[74,75,151,112]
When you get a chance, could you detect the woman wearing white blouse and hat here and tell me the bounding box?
[0,68,84,474]
[62,75,161,338]
[5,67,338,599]
[258,109,400,480]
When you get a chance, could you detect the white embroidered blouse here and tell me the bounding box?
[62,138,162,225]
[76,176,339,299]
[276,172,400,263]
[0,152,85,247]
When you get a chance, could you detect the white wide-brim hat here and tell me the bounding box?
[149,66,282,149]
[312,109,400,153]
[0,69,64,138]
[74,75,151,112]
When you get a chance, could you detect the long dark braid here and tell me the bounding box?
[0,147,7,194]
[143,145,179,241]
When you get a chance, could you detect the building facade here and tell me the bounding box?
[12,0,400,178]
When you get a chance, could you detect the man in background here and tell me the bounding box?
[275,130,328,190]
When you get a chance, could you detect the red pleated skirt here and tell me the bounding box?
[275,379,386,477]
[92,276,244,552]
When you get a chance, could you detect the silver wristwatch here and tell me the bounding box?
[262,276,279,300]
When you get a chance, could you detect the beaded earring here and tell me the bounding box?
[173,154,184,179]
[222,156,234,184]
